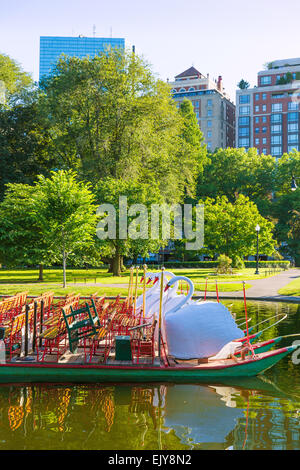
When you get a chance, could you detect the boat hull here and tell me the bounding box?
[0,346,295,384]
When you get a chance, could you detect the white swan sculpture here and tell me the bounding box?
[163,276,244,360]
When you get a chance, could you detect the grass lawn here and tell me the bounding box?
[0,266,258,297]
[278,277,300,296]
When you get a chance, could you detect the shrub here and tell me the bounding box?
[216,255,232,274]
[232,255,245,270]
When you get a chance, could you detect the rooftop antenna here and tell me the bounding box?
[93,24,96,37]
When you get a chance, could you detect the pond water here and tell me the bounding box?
[0,300,300,450]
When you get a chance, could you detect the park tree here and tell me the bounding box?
[40,49,202,203]
[0,53,33,105]
[95,177,167,276]
[0,89,55,200]
[31,170,99,287]
[177,98,207,198]
[0,183,49,280]
[272,151,300,264]
[199,195,276,259]
[197,147,276,216]
[0,171,99,284]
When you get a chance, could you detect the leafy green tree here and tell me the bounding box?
[0,184,49,280]
[95,177,167,276]
[197,148,276,216]
[0,53,33,105]
[0,89,55,200]
[40,49,200,203]
[199,195,276,259]
[273,151,300,263]
[31,170,98,287]
[177,98,207,198]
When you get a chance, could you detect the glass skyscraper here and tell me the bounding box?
[39,36,125,79]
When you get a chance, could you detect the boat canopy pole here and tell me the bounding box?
[133,266,139,315]
[158,267,165,362]
[243,281,257,359]
[142,264,147,319]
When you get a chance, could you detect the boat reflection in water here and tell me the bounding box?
[0,375,299,450]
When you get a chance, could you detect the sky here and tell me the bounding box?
[1,0,300,103]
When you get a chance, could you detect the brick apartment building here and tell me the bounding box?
[236,58,300,157]
[169,67,235,151]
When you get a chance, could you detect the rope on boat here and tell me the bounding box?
[250,313,287,333]
[237,318,252,327]
[257,314,287,335]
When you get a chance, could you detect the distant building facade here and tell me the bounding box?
[39,36,125,79]
[169,67,235,151]
[236,58,300,157]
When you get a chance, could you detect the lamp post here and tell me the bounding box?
[255,224,260,275]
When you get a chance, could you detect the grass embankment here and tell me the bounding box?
[0,266,279,297]
[278,276,300,297]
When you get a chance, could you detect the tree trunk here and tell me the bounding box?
[107,259,114,273]
[38,264,44,282]
[62,251,67,288]
[112,250,121,276]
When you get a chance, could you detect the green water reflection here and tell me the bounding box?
[0,300,299,450]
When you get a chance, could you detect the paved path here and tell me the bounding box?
[194,268,300,303]
[67,269,300,303]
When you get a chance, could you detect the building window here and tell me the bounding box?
[255,94,260,101]
[262,116,267,123]
[239,116,250,125]
[255,138,260,145]
[194,101,199,108]
[288,145,299,152]
[288,112,298,121]
[188,87,195,91]
[255,116,260,123]
[255,127,260,134]
[262,127,267,133]
[207,109,212,117]
[239,106,250,115]
[255,105,260,112]
[271,124,282,134]
[239,127,249,136]
[272,103,282,112]
[239,138,250,147]
[207,99,212,107]
[262,137,267,145]
[262,104,267,112]
[207,131,212,138]
[207,120,212,127]
[271,146,282,156]
[272,93,284,99]
[288,122,298,132]
[179,88,186,92]
[262,148,267,154]
[207,142,212,149]
[271,114,282,123]
[288,102,299,110]
[195,111,199,119]
[262,93,267,100]
[288,134,298,144]
[239,95,250,104]
[260,76,271,85]
[271,135,282,145]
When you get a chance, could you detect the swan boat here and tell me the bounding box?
[0,270,297,384]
